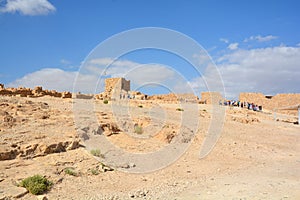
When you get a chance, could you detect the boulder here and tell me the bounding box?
[62,92,72,98]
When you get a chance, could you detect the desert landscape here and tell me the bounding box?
[1,1,299,199]
[0,80,299,200]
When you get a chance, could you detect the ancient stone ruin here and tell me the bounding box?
[147,93,198,103]
[95,77,147,100]
[95,77,200,102]
[105,78,130,95]
[239,92,300,111]
[199,91,224,104]
[0,84,72,98]
[1,81,299,112]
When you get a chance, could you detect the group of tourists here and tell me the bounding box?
[220,100,262,111]
[119,93,135,99]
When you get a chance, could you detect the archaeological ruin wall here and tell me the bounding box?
[199,92,224,104]
[105,78,130,94]
[148,93,198,103]
[239,92,300,111]
[96,78,131,100]
[0,84,72,98]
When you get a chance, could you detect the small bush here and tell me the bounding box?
[90,168,99,175]
[90,149,104,158]
[134,125,143,134]
[138,105,143,108]
[19,175,53,195]
[176,108,184,111]
[103,99,108,104]
[64,167,77,176]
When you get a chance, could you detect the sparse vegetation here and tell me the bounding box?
[90,168,99,175]
[90,149,104,158]
[176,108,184,111]
[138,105,143,108]
[64,167,77,176]
[134,125,143,134]
[103,99,109,104]
[202,109,207,112]
[19,174,53,195]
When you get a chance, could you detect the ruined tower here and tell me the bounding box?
[105,78,130,99]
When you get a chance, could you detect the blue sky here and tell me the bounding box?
[0,0,300,98]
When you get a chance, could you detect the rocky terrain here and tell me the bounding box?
[0,95,299,199]
[0,84,72,99]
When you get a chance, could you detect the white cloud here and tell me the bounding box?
[7,58,181,94]
[189,45,300,99]
[227,43,239,50]
[217,46,300,98]
[85,58,178,88]
[220,38,229,44]
[60,59,71,65]
[125,64,176,86]
[7,68,99,93]
[9,45,300,99]
[187,63,225,97]
[0,0,56,15]
[244,35,278,42]
[192,49,211,65]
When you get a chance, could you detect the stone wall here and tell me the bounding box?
[0,84,72,98]
[75,93,94,99]
[121,78,130,92]
[104,78,130,99]
[128,91,147,100]
[105,78,130,93]
[239,93,266,105]
[148,93,198,103]
[200,92,224,104]
[105,78,120,94]
[239,92,300,111]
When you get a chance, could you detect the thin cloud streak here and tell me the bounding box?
[0,0,56,15]
[244,35,278,42]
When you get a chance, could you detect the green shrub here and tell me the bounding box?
[176,108,184,111]
[103,99,108,104]
[64,167,77,176]
[90,168,99,175]
[138,105,143,108]
[134,125,143,134]
[19,175,53,195]
[90,149,104,158]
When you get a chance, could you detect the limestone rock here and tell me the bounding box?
[0,148,18,160]
[37,195,48,200]
[1,185,28,199]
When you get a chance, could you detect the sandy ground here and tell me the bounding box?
[0,96,299,199]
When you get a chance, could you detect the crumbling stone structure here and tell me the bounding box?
[96,77,135,100]
[200,92,224,104]
[148,93,198,103]
[96,78,199,102]
[75,93,94,99]
[105,78,130,94]
[239,92,300,111]
[0,84,72,98]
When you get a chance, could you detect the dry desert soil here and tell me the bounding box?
[0,96,299,199]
